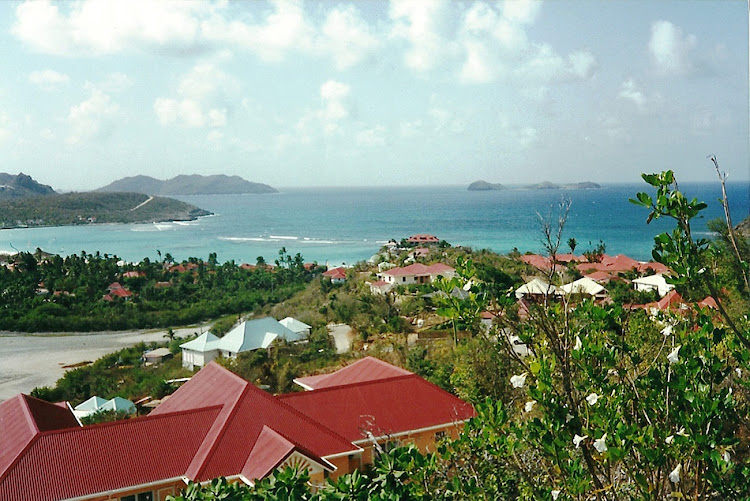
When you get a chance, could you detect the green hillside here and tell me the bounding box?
[0,192,211,228]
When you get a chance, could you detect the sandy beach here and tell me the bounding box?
[0,325,208,402]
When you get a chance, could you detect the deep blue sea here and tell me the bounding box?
[1,183,748,266]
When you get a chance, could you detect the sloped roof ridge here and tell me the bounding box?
[35,403,224,439]
[184,378,250,480]
[283,373,418,395]
[187,368,359,480]
[17,394,42,434]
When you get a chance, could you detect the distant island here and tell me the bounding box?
[527,181,601,190]
[97,174,278,195]
[468,180,505,191]
[0,192,212,229]
[0,173,56,200]
[467,180,601,191]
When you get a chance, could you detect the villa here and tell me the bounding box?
[0,358,475,501]
[180,317,306,370]
[378,262,455,286]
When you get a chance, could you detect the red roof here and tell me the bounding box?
[150,363,357,482]
[294,357,412,391]
[0,406,220,501]
[520,254,552,271]
[698,296,718,309]
[110,287,132,298]
[108,281,124,291]
[122,271,145,278]
[280,374,476,443]
[0,394,79,475]
[407,234,439,243]
[323,267,347,279]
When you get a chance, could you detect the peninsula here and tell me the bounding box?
[0,192,212,229]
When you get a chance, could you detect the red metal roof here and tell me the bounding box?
[151,362,357,482]
[294,357,412,390]
[0,406,221,501]
[280,374,476,443]
[0,394,79,475]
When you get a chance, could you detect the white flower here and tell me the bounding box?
[593,434,607,453]
[661,325,673,336]
[573,434,587,448]
[551,490,561,500]
[665,435,674,445]
[723,450,731,463]
[573,336,582,351]
[565,413,574,423]
[586,393,599,405]
[510,373,527,388]
[667,345,681,364]
[676,427,688,437]
[735,367,742,377]
[669,464,681,483]
[524,400,536,413]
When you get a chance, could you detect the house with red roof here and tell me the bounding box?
[406,234,440,244]
[378,262,455,286]
[0,358,474,500]
[322,266,347,283]
[284,357,475,465]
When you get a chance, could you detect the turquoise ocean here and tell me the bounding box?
[0,183,748,267]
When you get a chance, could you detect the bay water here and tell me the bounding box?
[0,183,747,267]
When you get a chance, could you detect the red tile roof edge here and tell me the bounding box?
[0,405,223,492]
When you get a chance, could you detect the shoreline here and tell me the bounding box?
[0,325,209,402]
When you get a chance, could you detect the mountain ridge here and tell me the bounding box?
[97,174,278,195]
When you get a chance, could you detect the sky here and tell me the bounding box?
[0,0,747,191]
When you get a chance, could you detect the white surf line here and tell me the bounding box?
[130,195,154,211]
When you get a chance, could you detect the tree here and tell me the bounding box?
[567,237,577,254]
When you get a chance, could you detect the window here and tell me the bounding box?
[121,492,153,501]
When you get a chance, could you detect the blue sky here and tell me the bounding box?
[0,0,747,191]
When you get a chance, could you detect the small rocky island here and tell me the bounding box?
[468,180,505,191]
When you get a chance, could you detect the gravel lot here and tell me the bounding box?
[0,326,207,402]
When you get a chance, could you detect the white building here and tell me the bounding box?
[632,274,674,297]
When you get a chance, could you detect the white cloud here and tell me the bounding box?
[357,125,387,147]
[320,80,351,126]
[501,0,541,25]
[649,20,696,75]
[201,0,314,62]
[67,88,119,144]
[320,5,380,70]
[29,69,69,89]
[154,98,205,128]
[154,62,235,128]
[618,79,646,109]
[13,0,205,56]
[389,0,454,72]
[457,2,596,85]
